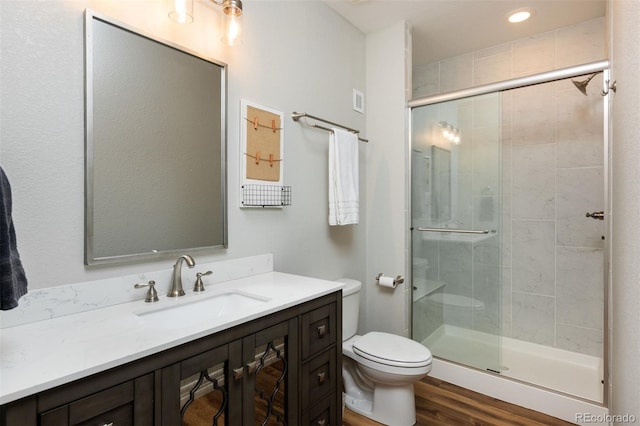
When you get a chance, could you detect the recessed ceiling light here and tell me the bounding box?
[507,8,533,23]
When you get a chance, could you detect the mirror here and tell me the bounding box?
[431,146,451,222]
[85,10,227,265]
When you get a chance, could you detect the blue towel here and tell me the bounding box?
[0,166,28,310]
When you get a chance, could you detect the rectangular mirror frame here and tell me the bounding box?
[84,9,228,265]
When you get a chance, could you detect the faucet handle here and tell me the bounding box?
[134,280,159,302]
[194,271,212,292]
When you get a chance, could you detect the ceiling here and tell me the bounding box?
[324,0,606,66]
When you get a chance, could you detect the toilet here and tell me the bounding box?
[339,279,432,426]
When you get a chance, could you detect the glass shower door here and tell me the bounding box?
[411,93,502,373]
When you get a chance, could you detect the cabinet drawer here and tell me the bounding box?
[302,348,336,406]
[75,403,133,426]
[301,303,336,359]
[301,393,337,426]
[39,375,153,426]
[68,380,133,424]
[42,402,133,426]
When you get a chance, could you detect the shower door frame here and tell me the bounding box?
[408,59,611,407]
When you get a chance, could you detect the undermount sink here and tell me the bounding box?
[136,290,271,328]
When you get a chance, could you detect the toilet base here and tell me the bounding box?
[344,383,417,426]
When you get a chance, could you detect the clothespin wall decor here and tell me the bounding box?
[244,104,282,181]
[246,115,283,133]
[240,100,288,208]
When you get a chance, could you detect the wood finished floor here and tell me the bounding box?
[342,376,576,426]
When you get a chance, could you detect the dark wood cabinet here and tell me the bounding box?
[1,291,342,426]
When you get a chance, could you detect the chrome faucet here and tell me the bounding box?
[168,254,195,297]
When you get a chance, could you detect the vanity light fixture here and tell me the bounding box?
[169,0,243,46]
[439,121,461,145]
[507,8,533,23]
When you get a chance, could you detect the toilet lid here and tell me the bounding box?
[352,332,432,368]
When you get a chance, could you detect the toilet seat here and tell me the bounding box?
[350,332,432,373]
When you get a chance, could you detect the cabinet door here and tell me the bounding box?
[161,343,240,426]
[241,318,298,426]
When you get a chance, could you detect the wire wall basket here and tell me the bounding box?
[241,184,292,208]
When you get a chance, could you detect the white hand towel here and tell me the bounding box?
[329,127,359,226]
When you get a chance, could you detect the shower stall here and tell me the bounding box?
[410,60,609,405]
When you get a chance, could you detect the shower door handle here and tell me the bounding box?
[586,211,605,220]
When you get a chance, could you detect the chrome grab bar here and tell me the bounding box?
[416,227,491,235]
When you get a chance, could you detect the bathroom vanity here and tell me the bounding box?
[0,265,343,426]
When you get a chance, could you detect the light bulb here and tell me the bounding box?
[221,0,243,45]
[223,14,242,45]
[507,8,533,24]
[169,0,194,24]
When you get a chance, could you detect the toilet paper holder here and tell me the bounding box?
[376,273,404,286]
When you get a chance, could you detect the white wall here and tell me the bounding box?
[364,21,411,336]
[610,0,640,420]
[0,0,367,291]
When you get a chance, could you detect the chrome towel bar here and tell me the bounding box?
[292,111,369,143]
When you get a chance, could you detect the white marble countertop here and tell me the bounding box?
[0,271,344,405]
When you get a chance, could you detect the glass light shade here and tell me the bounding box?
[169,0,194,24]
[221,0,242,45]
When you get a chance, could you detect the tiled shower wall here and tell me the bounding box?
[413,18,606,357]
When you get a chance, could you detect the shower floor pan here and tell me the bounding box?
[423,325,603,403]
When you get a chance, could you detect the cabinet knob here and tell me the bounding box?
[246,361,258,375]
[317,324,327,338]
[317,419,327,426]
[317,371,326,384]
[233,367,244,381]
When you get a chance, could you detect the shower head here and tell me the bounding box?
[571,72,600,96]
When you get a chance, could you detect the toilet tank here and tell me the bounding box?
[337,279,361,341]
